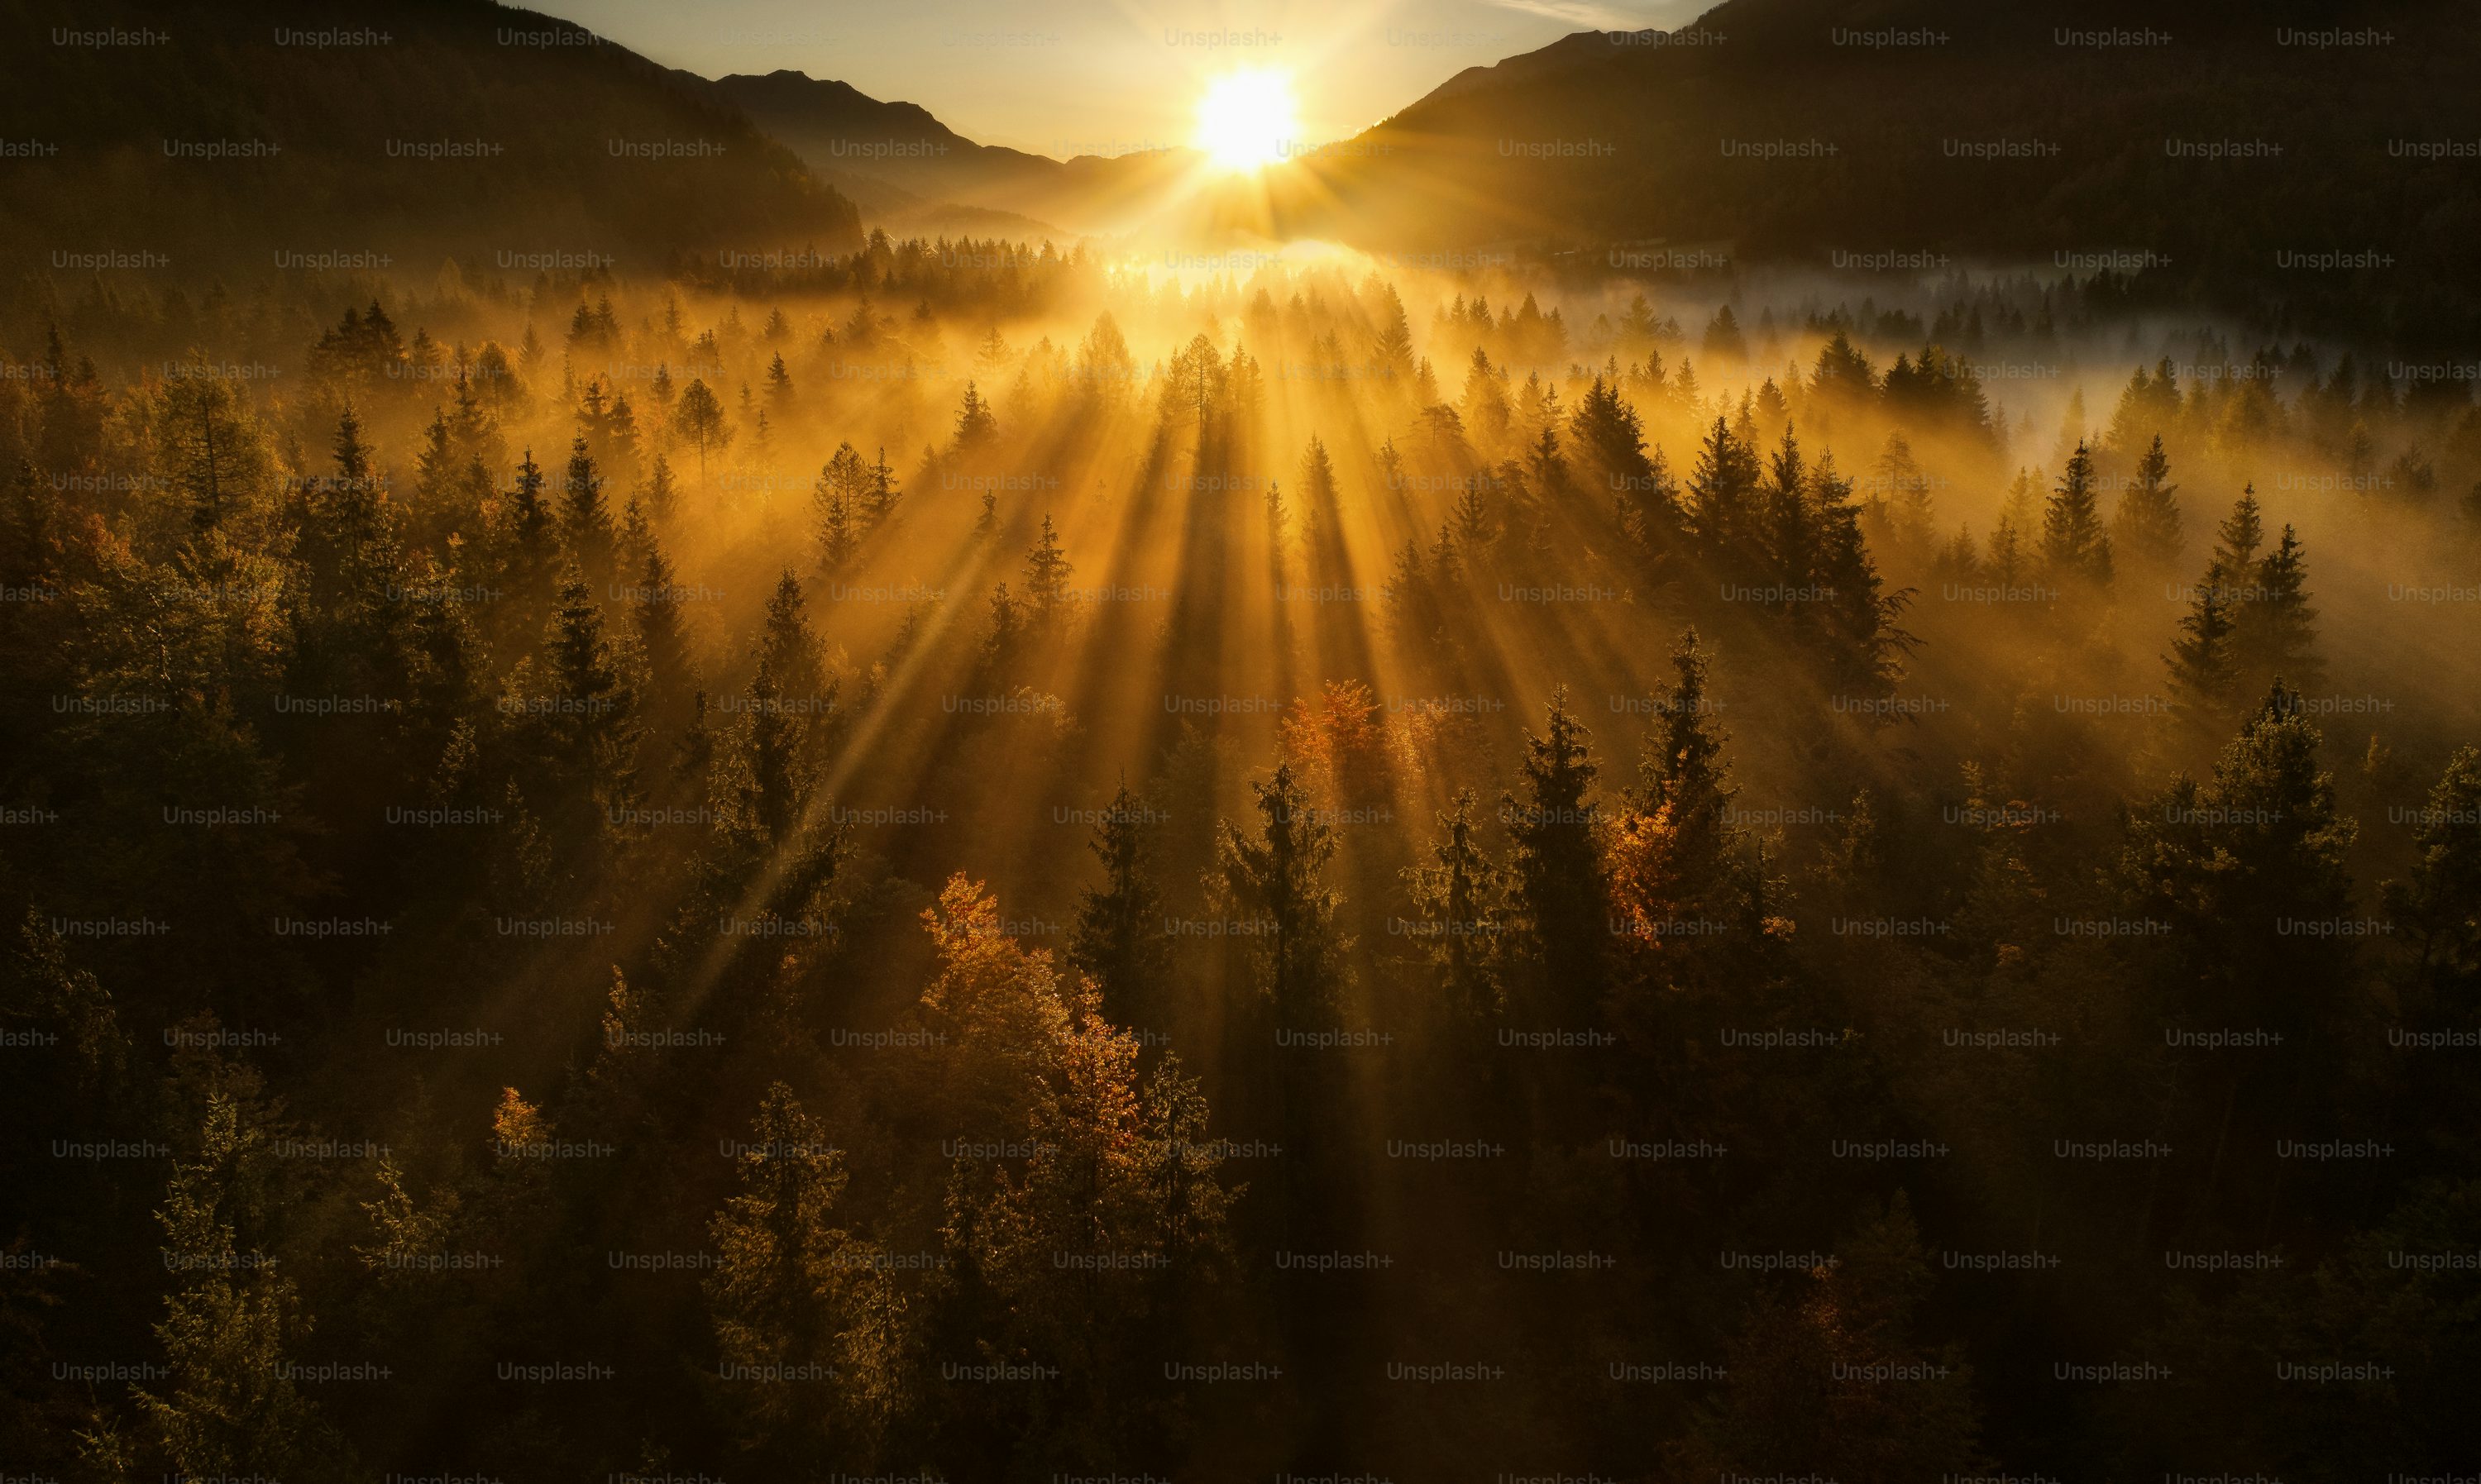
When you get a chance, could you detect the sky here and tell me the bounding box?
[534,0,1707,157]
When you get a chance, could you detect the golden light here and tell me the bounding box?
[1193,69,1298,173]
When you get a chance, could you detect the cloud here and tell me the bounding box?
[1477,0,1702,31]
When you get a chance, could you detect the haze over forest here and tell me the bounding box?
[4,0,2480,1478]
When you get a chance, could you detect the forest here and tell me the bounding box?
[2,227,2479,1481]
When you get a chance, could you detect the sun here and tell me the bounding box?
[1193,69,1298,173]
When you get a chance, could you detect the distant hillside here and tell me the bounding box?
[700,70,1194,239]
[0,0,862,279]
[1260,0,2481,346]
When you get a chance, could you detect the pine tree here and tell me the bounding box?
[1503,689,1604,1024]
[1453,477,1495,549]
[2167,556,2240,722]
[1687,414,1763,570]
[2125,682,2357,1048]
[710,661,809,850]
[1761,426,1817,611]
[1298,437,1339,521]
[815,444,868,565]
[2212,486,2265,575]
[621,495,691,714]
[559,436,613,583]
[1215,763,1346,1033]
[639,451,677,524]
[764,351,794,415]
[1809,451,1908,696]
[539,561,637,806]
[1404,788,1503,1018]
[2235,523,2321,694]
[1069,782,1167,1028]
[1700,303,1747,365]
[504,446,554,590]
[138,1095,350,1477]
[1460,346,1510,448]
[981,581,1023,670]
[2383,747,2481,997]
[1523,417,1568,514]
[954,381,997,449]
[1869,431,1934,556]
[705,1082,896,1463]
[757,569,829,715]
[2039,441,2113,588]
[817,492,858,569]
[671,377,732,484]
[1643,630,1737,876]
[2111,433,2183,572]
[1371,282,1416,384]
[156,361,268,531]
[1023,513,1073,618]
[863,446,901,526]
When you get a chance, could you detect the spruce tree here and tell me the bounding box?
[1503,688,1604,1024]
[1069,782,1167,1028]
[1405,788,1503,1018]
[1023,513,1073,618]
[2167,556,2240,721]
[1687,415,1762,571]
[559,436,613,584]
[863,446,901,526]
[671,377,732,484]
[954,381,997,449]
[2111,433,2183,572]
[1215,763,1346,1033]
[2235,523,2322,695]
[1761,425,1816,612]
[757,569,829,717]
[2039,441,2113,588]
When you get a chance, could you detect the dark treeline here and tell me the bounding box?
[2,248,2479,1482]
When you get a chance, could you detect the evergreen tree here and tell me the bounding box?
[638,448,676,524]
[2039,441,2113,587]
[981,581,1024,670]
[1069,782,1168,1028]
[706,1083,900,1467]
[2212,487,2266,577]
[863,446,901,526]
[2384,747,2481,1006]
[1023,513,1073,618]
[1404,788,1504,1018]
[2235,523,2322,695]
[671,377,733,484]
[1503,689,1605,1025]
[1761,425,1817,611]
[815,444,868,565]
[954,381,997,449]
[559,436,613,583]
[503,446,554,593]
[1809,451,1909,696]
[1215,763,1347,1034]
[1687,415,1763,570]
[2111,433,2183,572]
[620,494,692,718]
[536,561,638,810]
[764,351,794,415]
[1643,629,1738,885]
[757,568,829,716]
[137,1095,351,1477]
[1453,476,1496,549]
[2167,556,2240,722]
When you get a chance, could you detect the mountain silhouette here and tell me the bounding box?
[2,0,863,274]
